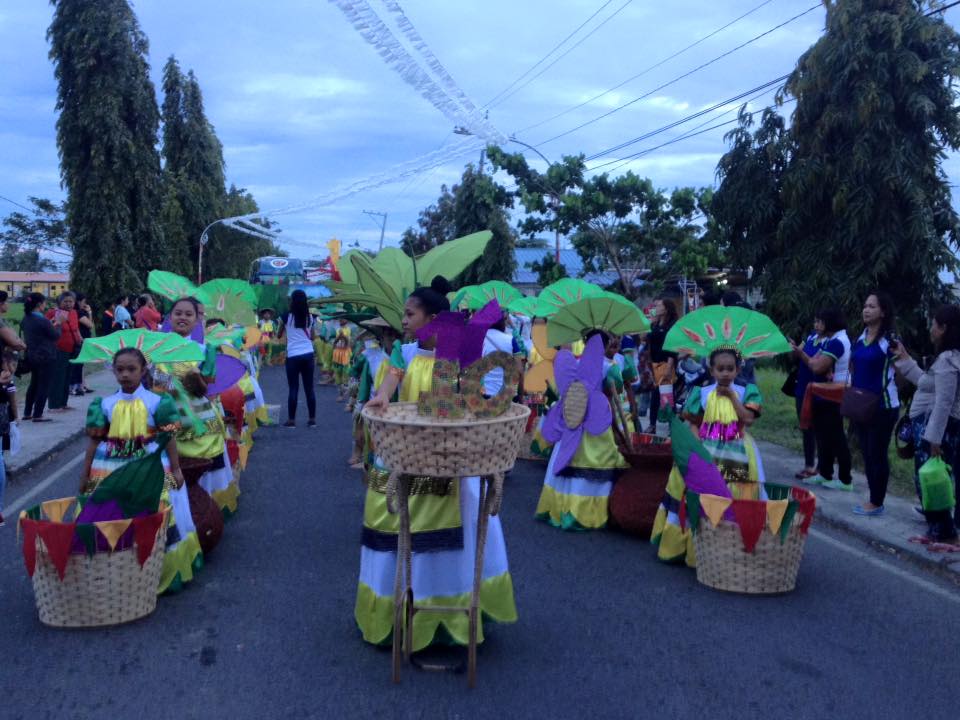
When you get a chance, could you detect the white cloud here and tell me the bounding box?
[241,73,367,100]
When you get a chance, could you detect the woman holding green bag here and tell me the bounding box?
[894,304,960,552]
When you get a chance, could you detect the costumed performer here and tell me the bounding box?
[535,330,627,531]
[162,297,236,516]
[356,276,518,652]
[651,306,789,566]
[80,347,200,594]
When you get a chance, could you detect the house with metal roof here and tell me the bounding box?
[512,247,645,294]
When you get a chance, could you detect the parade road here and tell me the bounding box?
[1,367,958,720]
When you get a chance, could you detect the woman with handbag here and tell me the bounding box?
[846,292,901,516]
[893,304,960,551]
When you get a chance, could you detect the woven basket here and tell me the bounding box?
[608,447,673,538]
[31,529,167,628]
[693,517,808,595]
[362,402,531,478]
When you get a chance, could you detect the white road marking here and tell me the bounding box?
[4,455,84,517]
[810,527,960,605]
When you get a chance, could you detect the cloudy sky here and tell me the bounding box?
[1,0,957,262]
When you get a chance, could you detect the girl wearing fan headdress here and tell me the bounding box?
[651,306,790,566]
[356,276,517,653]
[160,297,237,518]
[79,345,201,593]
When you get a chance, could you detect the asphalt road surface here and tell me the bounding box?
[1,367,958,719]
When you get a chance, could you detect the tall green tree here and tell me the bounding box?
[400,184,456,255]
[713,107,789,274]
[719,0,960,342]
[48,0,164,307]
[486,147,586,258]
[452,165,516,285]
[562,174,714,297]
[159,60,227,276]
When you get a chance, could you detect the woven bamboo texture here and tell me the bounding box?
[694,517,808,595]
[31,530,167,627]
[362,402,530,478]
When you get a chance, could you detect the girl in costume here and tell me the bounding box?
[332,319,352,399]
[356,276,517,652]
[163,298,236,516]
[348,321,397,468]
[535,329,628,531]
[80,347,200,594]
[651,306,789,566]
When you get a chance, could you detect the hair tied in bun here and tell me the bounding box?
[430,275,453,295]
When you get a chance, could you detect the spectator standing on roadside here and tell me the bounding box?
[113,294,132,330]
[69,293,94,396]
[45,291,81,411]
[894,304,960,550]
[21,292,59,423]
[795,307,853,490]
[790,316,825,481]
[848,292,901,517]
[0,290,24,527]
[644,296,678,433]
[134,293,162,331]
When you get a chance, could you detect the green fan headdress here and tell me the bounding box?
[546,292,650,346]
[147,271,198,305]
[454,281,522,311]
[506,295,539,318]
[71,330,206,365]
[663,306,791,361]
[534,278,604,318]
[197,279,258,327]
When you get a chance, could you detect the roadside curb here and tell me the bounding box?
[7,425,86,478]
[812,504,960,585]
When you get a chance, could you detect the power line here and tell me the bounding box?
[577,0,958,165]
[486,0,634,110]
[584,74,790,161]
[0,194,36,214]
[515,0,779,135]
[591,96,797,175]
[531,3,820,148]
[482,0,618,108]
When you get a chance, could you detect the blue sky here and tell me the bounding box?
[1,0,957,263]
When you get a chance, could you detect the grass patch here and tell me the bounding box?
[752,365,915,499]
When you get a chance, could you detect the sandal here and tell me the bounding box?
[908,535,934,545]
[794,469,818,480]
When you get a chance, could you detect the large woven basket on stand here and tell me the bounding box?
[362,402,531,477]
[692,485,816,595]
[31,530,167,627]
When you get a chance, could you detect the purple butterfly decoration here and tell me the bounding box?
[416,299,502,367]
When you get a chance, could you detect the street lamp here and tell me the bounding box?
[197,219,225,285]
[453,127,562,263]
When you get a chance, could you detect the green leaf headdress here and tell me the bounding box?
[663,306,791,361]
[453,281,523,311]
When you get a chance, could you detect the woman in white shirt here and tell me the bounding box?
[277,290,316,427]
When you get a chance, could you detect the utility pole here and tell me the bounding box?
[362,210,387,252]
